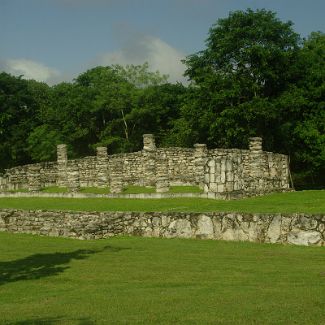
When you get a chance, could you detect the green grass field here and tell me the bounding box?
[0,232,324,324]
[0,190,324,213]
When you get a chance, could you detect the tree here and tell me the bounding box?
[181,9,301,149]
[185,9,300,101]
[113,62,168,88]
[275,32,325,186]
[0,73,46,170]
[125,83,187,149]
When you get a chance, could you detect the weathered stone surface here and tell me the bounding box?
[287,230,322,246]
[266,215,282,243]
[57,144,67,187]
[166,219,192,238]
[196,215,214,239]
[0,134,291,198]
[96,147,108,188]
[0,209,323,246]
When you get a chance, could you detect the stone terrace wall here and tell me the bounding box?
[0,209,323,246]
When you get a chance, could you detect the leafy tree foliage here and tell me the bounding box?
[0,73,48,169]
[181,9,301,148]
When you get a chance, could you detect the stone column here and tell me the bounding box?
[156,155,169,193]
[194,144,208,190]
[110,159,124,193]
[142,134,156,186]
[248,137,264,191]
[57,144,67,187]
[67,162,80,192]
[27,165,41,192]
[249,137,263,152]
[143,134,156,151]
[96,147,108,188]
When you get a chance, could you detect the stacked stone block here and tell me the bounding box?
[57,144,68,187]
[156,154,169,193]
[245,137,265,191]
[143,134,156,151]
[110,158,124,193]
[205,154,242,194]
[142,134,157,186]
[96,147,108,188]
[27,165,41,192]
[194,144,208,189]
[67,161,80,192]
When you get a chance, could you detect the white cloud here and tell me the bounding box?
[96,35,188,84]
[0,58,60,84]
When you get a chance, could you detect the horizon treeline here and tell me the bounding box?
[0,9,324,188]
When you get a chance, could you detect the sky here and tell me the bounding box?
[0,0,324,85]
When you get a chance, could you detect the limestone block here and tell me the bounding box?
[217,184,224,193]
[287,231,322,246]
[209,173,215,183]
[249,137,263,151]
[208,159,215,168]
[226,159,232,171]
[209,183,218,192]
[225,182,234,192]
[266,215,282,243]
[196,215,214,239]
[166,219,192,238]
[221,159,226,174]
[204,173,210,184]
[226,171,234,182]
[294,216,318,230]
[143,134,156,151]
[220,171,226,183]
[221,228,236,241]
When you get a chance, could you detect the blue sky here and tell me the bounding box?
[1,0,324,84]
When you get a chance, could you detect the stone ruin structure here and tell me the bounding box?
[0,135,291,199]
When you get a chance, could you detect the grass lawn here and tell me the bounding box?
[0,190,324,213]
[0,233,324,324]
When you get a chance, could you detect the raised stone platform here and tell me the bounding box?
[0,209,323,246]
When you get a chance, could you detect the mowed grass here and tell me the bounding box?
[0,233,324,324]
[0,190,324,213]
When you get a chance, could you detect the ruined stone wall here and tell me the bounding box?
[157,148,196,185]
[0,134,290,196]
[109,151,144,187]
[0,162,57,191]
[204,138,290,196]
[0,209,323,246]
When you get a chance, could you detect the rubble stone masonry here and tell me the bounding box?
[0,209,323,246]
[0,135,291,198]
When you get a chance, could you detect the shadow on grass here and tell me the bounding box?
[6,316,96,324]
[0,245,129,286]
